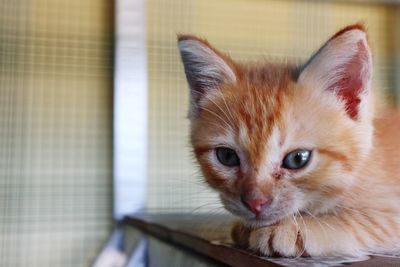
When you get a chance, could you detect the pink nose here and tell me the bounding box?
[242,197,271,216]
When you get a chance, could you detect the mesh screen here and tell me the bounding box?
[0,0,113,266]
[146,0,394,213]
[1,0,398,265]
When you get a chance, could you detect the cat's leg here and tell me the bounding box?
[248,211,399,257]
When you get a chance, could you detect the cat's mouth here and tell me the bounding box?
[245,209,290,227]
[219,194,291,226]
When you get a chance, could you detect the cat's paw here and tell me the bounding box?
[231,221,252,248]
[249,220,304,257]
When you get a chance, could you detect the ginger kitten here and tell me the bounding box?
[177,24,400,257]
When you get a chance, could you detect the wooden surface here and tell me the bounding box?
[124,213,400,267]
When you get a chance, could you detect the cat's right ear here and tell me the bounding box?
[177,35,237,118]
[297,24,372,121]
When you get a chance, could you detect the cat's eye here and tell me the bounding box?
[282,149,311,170]
[216,147,240,167]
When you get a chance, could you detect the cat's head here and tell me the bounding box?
[178,24,373,226]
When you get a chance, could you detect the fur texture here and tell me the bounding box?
[177,24,400,257]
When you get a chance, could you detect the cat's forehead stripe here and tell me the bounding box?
[234,85,286,167]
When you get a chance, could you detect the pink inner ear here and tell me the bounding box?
[332,41,370,119]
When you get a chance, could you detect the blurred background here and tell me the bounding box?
[1,0,400,266]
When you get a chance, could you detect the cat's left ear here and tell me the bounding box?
[298,24,372,120]
[177,35,237,118]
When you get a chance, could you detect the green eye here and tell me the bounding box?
[216,147,240,167]
[282,149,311,170]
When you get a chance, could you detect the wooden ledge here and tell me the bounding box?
[124,213,400,267]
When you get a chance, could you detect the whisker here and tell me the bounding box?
[201,106,232,130]
[204,93,235,127]
[304,209,333,237]
[296,210,308,257]
[217,89,236,125]
[202,119,231,132]
[188,202,224,214]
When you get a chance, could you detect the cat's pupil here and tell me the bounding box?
[216,147,240,167]
[294,153,303,164]
[282,149,311,170]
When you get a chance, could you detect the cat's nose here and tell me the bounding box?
[242,196,272,216]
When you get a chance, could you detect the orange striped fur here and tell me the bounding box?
[178,24,400,257]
